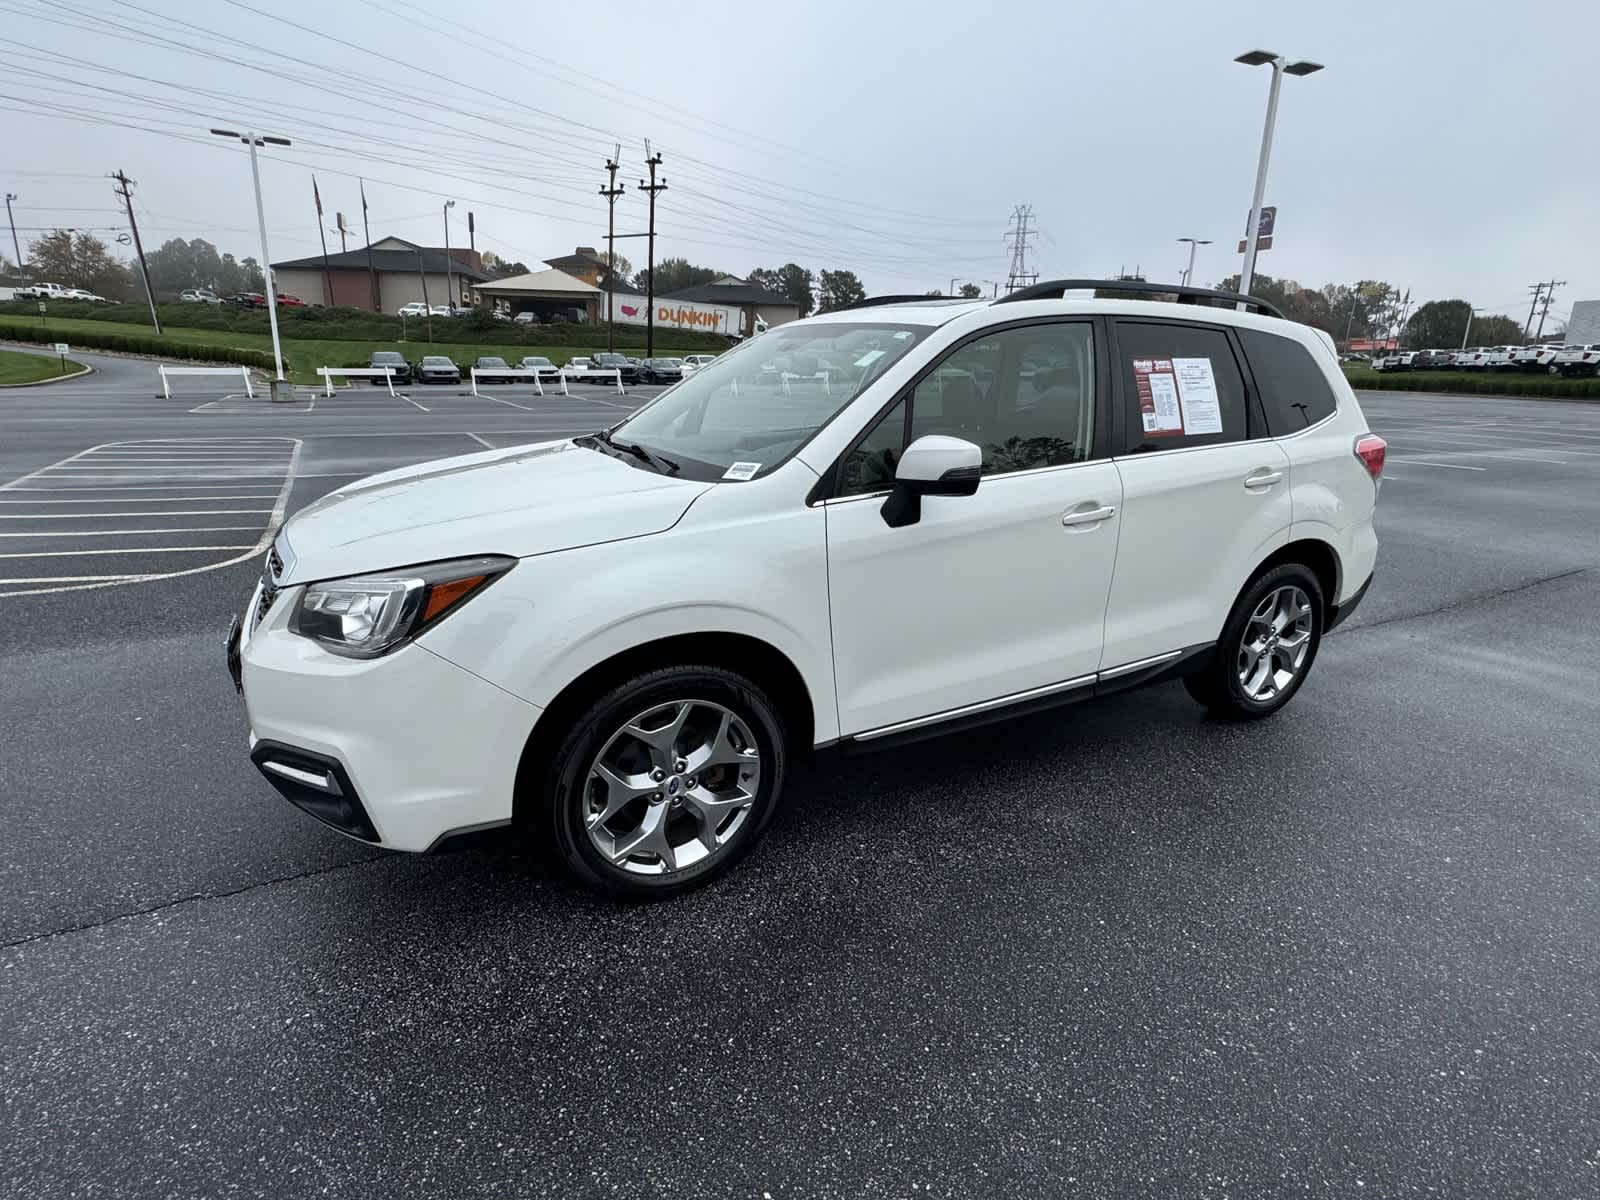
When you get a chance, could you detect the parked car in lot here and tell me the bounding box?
[367,351,412,385]
[227,292,267,308]
[1510,344,1561,372]
[231,281,1384,899]
[591,352,640,384]
[516,355,561,381]
[1552,344,1600,376]
[1372,351,1413,371]
[413,355,462,384]
[276,293,307,308]
[397,301,430,318]
[562,356,615,382]
[1411,349,1455,369]
[471,355,517,384]
[61,287,108,302]
[513,311,540,324]
[180,289,222,304]
[428,305,454,318]
[13,281,70,300]
[681,353,719,372]
[638,357,684,384]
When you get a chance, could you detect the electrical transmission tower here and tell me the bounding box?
[1004,205,1039,293]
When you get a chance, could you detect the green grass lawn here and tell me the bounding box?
[1,315,645,385]
[0,347,86,384]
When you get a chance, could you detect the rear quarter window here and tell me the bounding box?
[1240,329,1340,434]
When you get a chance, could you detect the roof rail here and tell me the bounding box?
[993,279,1286,319]
[832,294,977,312]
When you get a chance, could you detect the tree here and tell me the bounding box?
[27,229,133,299]
[601,249,632,282]
[750,263,815,316]
[1403,299,1471,350]
[143,237,226,294]
[633,257,721,295]
[216,253,265,294]
[1464,314,1521,347]
[480,251,529,279]
[816,268,866,313]
[958,282,982,299]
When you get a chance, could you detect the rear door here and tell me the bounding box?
[1101,319,1292,670]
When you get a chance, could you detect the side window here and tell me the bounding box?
[1238,328,1339,434]
[835,322,1096,496]
[912,323,1095,475]
[1114,321,1248,451]
[839,397,908,495]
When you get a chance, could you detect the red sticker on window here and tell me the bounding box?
[1131,358,1183,436]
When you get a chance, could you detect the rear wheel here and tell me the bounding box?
[542,666,787,899]
[1183,564,1324,720]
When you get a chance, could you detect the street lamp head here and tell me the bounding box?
[1284,60,1324,76]
[1235,49,1279,66]
[445,199,456,210]
[210,128,242,139]
[261,136,292,146]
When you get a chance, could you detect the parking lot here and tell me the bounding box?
[2,347,1597,1196]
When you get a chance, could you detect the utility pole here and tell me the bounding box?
[600,147,624,352]
[1004,204,1038,293]
[1523,282,1546,340]
[638,147,666,358]
[467,210,475,257]
[3,193,21,276]
[1535,279,1566,342]
[111,170,161,334]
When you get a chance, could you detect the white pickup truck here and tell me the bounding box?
[12,281,72,301]
[1510,344,1562,372]
[1552,344,1600,377]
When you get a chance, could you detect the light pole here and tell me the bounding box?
[1461,307,1484,351]
[211,128,291,393]
[443,199,456,310]
[4,193,21,275]
[1234,50,1323,301]
[1177,237,1212,286]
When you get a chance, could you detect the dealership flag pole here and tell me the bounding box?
[313,176,332,306]
[360,179,379,312]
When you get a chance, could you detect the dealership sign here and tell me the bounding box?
[605,293,740,333]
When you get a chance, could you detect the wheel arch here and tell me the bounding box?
[1247,537,1341,619]
[513,631,817,822]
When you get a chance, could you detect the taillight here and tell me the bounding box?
[1354,434,1387,481]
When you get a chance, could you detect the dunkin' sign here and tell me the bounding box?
[606,293,739,333]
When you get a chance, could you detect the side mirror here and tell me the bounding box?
[880,435,982,528]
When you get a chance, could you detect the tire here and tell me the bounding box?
[541,665,788,899]
[1183,563,1325,720]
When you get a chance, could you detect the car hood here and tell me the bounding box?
[276,439,711,583]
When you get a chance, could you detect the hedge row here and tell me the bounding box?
[0,300,729,351]
[0,319,275,369]
[1345,368,1600,399]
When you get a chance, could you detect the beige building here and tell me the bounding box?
[270,237,488,312]
[471,267,604,323]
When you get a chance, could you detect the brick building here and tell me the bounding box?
[270,237,488,313]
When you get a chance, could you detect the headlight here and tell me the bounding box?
[289,555,514,659]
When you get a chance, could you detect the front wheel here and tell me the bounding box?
[1183,564,1325,720]
[542,666,787,899]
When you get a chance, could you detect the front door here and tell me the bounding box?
[823,320,1122,736]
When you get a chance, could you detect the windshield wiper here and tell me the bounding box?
[596,428,679,475]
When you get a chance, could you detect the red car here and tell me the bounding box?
[276,293,306,307]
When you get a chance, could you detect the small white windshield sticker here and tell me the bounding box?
[722,461,761,481]
[854,350,885,367]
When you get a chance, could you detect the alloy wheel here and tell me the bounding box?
[1237,584,1315,703]
[582,700,762,876]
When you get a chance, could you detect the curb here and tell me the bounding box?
[0,355,95,388]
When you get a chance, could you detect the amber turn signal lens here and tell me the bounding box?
[422,574,488,622]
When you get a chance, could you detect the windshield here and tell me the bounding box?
[422,356,451,365]
[606,321,930,480]
[371,353,404,363]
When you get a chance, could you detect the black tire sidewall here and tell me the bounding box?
[1214,564,1325,717]
[544,666,787,899]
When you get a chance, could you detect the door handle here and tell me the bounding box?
[1061,504,1117,526]
[1243,470,1283,490]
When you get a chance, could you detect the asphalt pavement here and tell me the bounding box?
[2,348,1597,1198]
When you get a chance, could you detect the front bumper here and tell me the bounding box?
[233,589,543,851]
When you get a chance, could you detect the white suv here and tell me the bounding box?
[229,283,1384,898]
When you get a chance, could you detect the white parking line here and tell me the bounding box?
[465,433,493,449]
[0,436,300,598]
[1385,458,1487,471]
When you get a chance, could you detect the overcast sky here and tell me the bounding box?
[3,0,1596,325]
